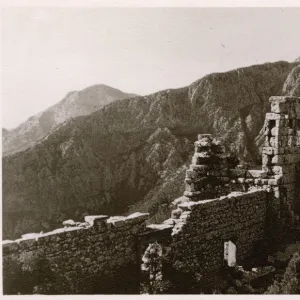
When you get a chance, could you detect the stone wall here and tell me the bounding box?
[3,212,148,294]
[261,96,300,225]
[3,95,300,294]
[170,189,269,276]
[182,96,300,227]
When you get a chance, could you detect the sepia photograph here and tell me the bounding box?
[1,0,300,295]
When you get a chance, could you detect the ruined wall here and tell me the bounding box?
[3,213,148,294]
[3,95,300,295]
[181,96,300,228]
[169,190,269,275]
[154,96,300,279]
[262,96,300,225]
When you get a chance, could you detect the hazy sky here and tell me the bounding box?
[2,7,300,129]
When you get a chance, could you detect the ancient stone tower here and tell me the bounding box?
[177,96,300,228]
[262,96,300,225]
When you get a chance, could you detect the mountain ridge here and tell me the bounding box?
[3,60,300,239]
[3,84,137,156]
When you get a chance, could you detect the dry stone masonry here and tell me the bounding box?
[2,96,300,294]
[145,96,300,281]
[170,189,269,275]
[262,96,300,225]
[3,213,149,294]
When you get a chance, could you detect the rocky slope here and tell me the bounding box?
[282,65,300,96]
[3,60,300,239]
[3,84,136,156]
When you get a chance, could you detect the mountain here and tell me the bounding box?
[2,60,300,239]
[2,128,9,137]
[2,84,137,156]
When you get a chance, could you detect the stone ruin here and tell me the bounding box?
[2,96,300,294]
[262,96,300,224]
[173,96,300,226]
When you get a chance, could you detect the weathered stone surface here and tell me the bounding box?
[84,215,109,225]
[3,212,148,294]
[171,189,269,274]
[63,219,76,227]
[146,224,173,230]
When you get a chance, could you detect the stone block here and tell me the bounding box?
[178,201,198,211]
[84,215,109,226]
[107,216,126,227]
[189,164,209,173]
[62,219,76,227]
[125,212,149,225]
[198,134,213,141]
[171,208,183,219]
[146,224,173,231]
[185,181,195,192]
[270,100,288,114]
[265,112,288,121]
[269,137,279,148]
[186,169,197,178]
[171,195,190,209]
[271,155,285,165]
[268,178,281,186]
[194,140,212,148]
[237,177,245,184]
[163,218,175,225]
[247,170,268,178]
[262,147,274,155]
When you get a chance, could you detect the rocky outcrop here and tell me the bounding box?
[3,84,136,156]
[2,61,299,239]
[282,65,300,97]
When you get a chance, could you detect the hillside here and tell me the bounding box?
[2,60,300,239]
[3,84,136,156]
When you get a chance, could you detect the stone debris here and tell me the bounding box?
[62,219,76,227]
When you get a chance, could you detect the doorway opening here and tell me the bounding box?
[224,240,237,267]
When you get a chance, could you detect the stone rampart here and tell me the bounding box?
[170,189,270,275]
[3,95,300,294]
[262,96,300,225]
[3,212,148,294]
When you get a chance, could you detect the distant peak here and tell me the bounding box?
[294,57,300,62]
[81,84,119,92]
[65,91,78,98]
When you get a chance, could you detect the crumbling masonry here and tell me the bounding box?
[2,96,300,294]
